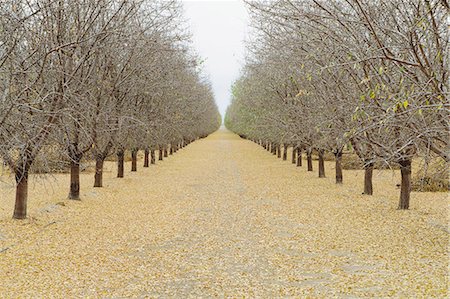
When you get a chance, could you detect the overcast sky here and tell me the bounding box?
[182,0,249,118]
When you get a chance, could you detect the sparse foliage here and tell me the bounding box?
[225,0,449,209]
[0,0,220,219]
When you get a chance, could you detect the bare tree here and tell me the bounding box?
[226,0,448,209]
[0,0,220,219]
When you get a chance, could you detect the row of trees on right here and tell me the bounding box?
[225,0,448,209]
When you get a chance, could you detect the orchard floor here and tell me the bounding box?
[0,128,448,298]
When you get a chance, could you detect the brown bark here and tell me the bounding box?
[163,147,168,158]
[158,148,163,161]
[363,162,374,195]
[297,148,302,167]
[131,149,137,172]
[307,148,313,171]
[292,146,296,164]
[13,170,29,219]
[151,149,156,164]
[144,148,149,167]
[277,144,281,158]
[170,145,174,155]
[69,159,81,200]
[117,149,124,178]
[335,150,343,184]
[318,149,325,178]
[94,157,104,187]
[283,144,287,160]
[398,159,412,209]
[67,141,83,200]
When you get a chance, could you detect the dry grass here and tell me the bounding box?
[0,129,448,297]
[412,158,448,192]
[105,150,145,162]
[340,153,401,170]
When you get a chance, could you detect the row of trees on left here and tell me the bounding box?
[0,0,221,219]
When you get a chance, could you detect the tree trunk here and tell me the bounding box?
[272,143,276,155]
[292,146,297,164]
[144,148,149,167]
[297,148,302,167]
[170,145,174,155]
[13,170,29,219]
[131,149,137,172]
[318,149,325,178]
[398,159,412,209]
[117,149,124,178]
[283,144,287,160]
[307,148,313,171]
[158,148,163,161]
[69,158,81,200]
[163,147,168,157]
[363,162,374,195]
[94,157,104,187]
[277,144,281,158]
[335,150,343,184]
[151,149,156,164]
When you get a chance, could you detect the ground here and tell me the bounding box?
[0,129,448,297]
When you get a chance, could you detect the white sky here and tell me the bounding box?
[182,0,249,117]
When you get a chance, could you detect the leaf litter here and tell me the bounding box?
[0,129,448,297]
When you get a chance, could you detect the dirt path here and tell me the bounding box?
[0,129,448,297]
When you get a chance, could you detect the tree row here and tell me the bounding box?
[0,0,221,219]
[225,0,448,209]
